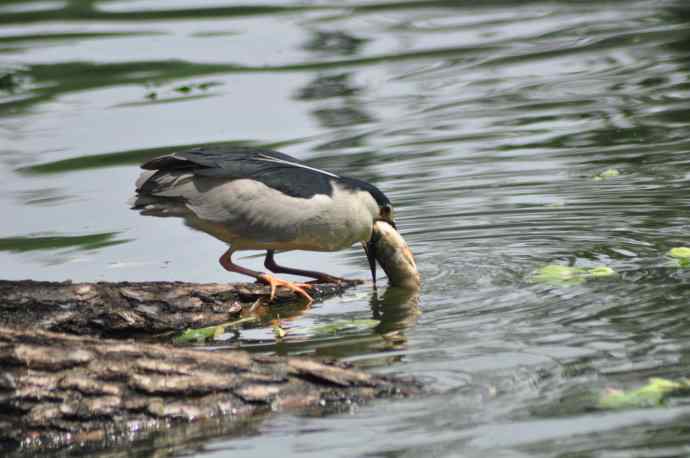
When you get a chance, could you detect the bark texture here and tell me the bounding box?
[0,280,349,337]
[0,326,421,453]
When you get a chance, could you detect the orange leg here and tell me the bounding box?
[219,249,313,303]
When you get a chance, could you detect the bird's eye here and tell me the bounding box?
[381,205,394,220]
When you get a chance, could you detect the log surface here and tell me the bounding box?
[0,279,424,454]
[0,326,422,453]
[0,279,350,337]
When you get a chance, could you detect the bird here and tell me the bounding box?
[130,145,396,303]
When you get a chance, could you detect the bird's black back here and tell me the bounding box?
[139,146,389,204]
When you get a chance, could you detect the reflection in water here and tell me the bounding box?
[237,285,419,358]
[303,30,368,56]
[296,29,380,181]
[298,31,375,134]
[0,232,127,253]
[296,73,360,100]
[17,139,301,175]
[371,286,420,335]
[312,106,373,128]
[13,187,77,206]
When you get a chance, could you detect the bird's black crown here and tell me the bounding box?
[339,176,391,208]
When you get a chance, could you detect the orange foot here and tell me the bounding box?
[258,273,313,303]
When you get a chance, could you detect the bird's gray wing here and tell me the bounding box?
[139,146,338,200]
[132,147,343,243]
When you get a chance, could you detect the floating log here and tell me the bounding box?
[0,326,422,453]
[0,279,423,454]
[0,279,351,338]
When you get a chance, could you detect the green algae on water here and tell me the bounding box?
[530,264,617,285]
[667,247,690,267]
[308,319,380,336]
[272,318,287,339]
[598,378,689,410]
[174,317,257,343]
[588,266,616,277]
[593,168,621,180]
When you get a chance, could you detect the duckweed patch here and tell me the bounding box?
[174,317,257,343]
[530,264,617,285]
[272,320,287,339]
[308,319,380,336]
[598,378,690,410]
[667,247,690,267]
[593,168,621,180]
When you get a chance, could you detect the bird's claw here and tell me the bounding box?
[258,273,314,304]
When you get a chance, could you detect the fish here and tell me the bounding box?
[368,221,421,289]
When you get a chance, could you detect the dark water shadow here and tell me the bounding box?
[1,39,498,115]
[0,30,163,45]
[0,0,508,25]
[0,232,129,253]
[1,413,267,458]
[16,138,306,175]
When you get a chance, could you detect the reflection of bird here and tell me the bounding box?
[131,146,395,303]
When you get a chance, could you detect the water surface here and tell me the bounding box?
[3,0,690,456]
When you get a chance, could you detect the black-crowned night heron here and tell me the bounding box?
[131,146,396,302]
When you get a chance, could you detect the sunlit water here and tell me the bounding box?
[3,0,690,456]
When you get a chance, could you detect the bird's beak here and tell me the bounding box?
[362,239,377,284]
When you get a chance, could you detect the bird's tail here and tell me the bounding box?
[129,170,190,217]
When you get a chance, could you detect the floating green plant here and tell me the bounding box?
[308,319,380,336]
[174,81,222,94]
[272,317,287,339]
[593,168,621,180]
[588,266,616,278]
[667,247,690,267]
[598,378,688,410]
[174,317,257,343]
[530,264,617,285]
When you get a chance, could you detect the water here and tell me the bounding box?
[3,0,690,456]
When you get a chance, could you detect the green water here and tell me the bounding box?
[3,0,690,456]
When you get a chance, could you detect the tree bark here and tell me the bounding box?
[0,279,423,454]
[0,279,350,338]
[0,326,422,453]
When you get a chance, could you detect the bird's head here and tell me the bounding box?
[377,203,396,229]
[340,177,397,283]
[364,190,396,284]
[339,176,395,229]
[363,184,396,229]
[365,204,397,285]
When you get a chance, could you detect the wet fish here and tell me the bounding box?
[368,221,421,289]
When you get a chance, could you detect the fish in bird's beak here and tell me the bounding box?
[361,220,421,289]
[369,221,420,290]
